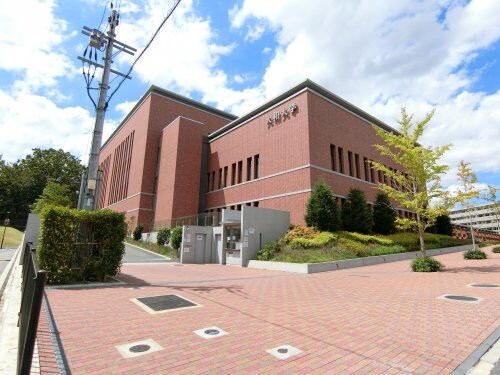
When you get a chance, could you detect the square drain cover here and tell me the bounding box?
[115,338,163,358]
[266,345,302,360]
[194,326,229,339]
[132,294,201,314]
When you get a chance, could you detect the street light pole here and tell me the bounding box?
[0,212,10,249]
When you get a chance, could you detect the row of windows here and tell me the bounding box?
[207,154,260,192]
[207,201,260,213]
[330,144,403,188]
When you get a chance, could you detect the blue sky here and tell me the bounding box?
[0,0,499,197]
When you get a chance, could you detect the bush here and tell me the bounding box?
[281,225,319,244]
[38,206,126,284]
[411,256,443,272]
[133,224,144,241]
[339,232,393,245]
[373,192,396,235]
[368,245,406,256]
[290,232,336,249]
[493,246,500,253]
[170,226,183,250]
[305,180,341,231]
[336,238,367,256]
[257,241,281,260]
[341,188,372,234]
[463,249,487,259]
[157,227,171,246]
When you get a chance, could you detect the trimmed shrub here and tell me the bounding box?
[281,225,319,244]
[170,226,183,251]
[368,245,406,256]
[411,256,443,272]
[38,206,126,284]
[339,232,393,246]
[373,192,396,235]
[157,227,171,246]
[493,246,500,253]
[463,249,487,259]
[133,224,144,241]
[257,241,281,260]
[289,232,336,249]
[341,188,372,234]
[336,238,367,256]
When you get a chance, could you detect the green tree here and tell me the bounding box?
[341,188,372,233]
[482,185,500,233]
[31,179,74,213]
[371,108,452,256]
[170,226,183,255]
[373,192,396,234]
[305,180,340,231]
[454,160,481,249]
[434,214,453,236]
[0,148,84,227]
[157,227,171,246]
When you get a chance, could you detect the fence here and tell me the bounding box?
[18,242,46,375]
[153,211,222,231]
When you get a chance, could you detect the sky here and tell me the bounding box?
[0,0,499,197]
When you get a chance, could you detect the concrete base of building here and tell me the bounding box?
[247,244,473,274]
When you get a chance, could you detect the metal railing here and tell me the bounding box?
[18,242,46,375]
[153,211,222,231]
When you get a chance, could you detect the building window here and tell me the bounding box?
[207,172,211,191]
[355,154,360,179]
[218,168,222,189]
[338,147,344,174]
[231,163,236,185]
[246,202,251,206]
[378,170,383,184]
[237,204,242,211]
[330,144,337,171]
[247,157,252,181]
[364,158,369,181]
[254,154,260,179]
[211,171,215,191]
[370,160,375,183]
[238,160,243,184]
[348,151,354,177]
[253,201,259,207]
[223,166,228,188]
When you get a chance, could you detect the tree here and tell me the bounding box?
[454,161,481,249]
[157,228,171,246]
[434,214,453,236]
[371,108,452,256]
[305,180,340,231]
[0,148,84,227]
[170,226,183,256]
[341,188,372,233]
[31,179,74,213]
[373,192,396,234]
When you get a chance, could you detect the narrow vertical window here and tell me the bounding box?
[223,166,228,188]
[355,154,360,178]
[348,151,354,177]
[238,161,243,184]
[370,161,375,183]
[218,168,222,189]
[253,201,259,207]
[207,172,211,191]
[338,148,344,174]
[254,154,260,179]
[211,171,215,191]
[364,158,369,181]
[330,144,336,171]
[231,163,236,185]
[247,157,252,181]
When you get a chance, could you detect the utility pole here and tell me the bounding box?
[77,6,136,210]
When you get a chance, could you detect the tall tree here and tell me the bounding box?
[373,192,396,234]
[305,180,340,232]
[31,179,74,213]
[454,161,481,249]
[0,148,84,227]
[371,108,452,256]
[342,187,372,233]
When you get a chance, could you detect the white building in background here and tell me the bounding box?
[450,203,500,233]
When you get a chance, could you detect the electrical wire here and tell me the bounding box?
[106,0,182,106]
[97,1,108,32]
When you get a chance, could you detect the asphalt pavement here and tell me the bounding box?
[122,242,174,263]
[0,248,16,280]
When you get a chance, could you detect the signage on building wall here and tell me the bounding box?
[267,103,298,128]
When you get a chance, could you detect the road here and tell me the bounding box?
[0,248,16,279]
[122,242,173,263]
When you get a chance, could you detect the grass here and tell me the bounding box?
[0,226,23,248]
[124,238,178,258]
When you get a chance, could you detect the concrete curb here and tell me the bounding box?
[0,245,22,302]
[247,244,473,274]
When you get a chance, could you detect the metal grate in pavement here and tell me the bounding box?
[131,294,201,314]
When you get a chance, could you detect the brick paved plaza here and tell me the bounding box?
[39,248,500,374]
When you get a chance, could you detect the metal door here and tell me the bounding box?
[194,234,206,264]
[214,234,221,264]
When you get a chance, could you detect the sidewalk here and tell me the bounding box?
[2,245,500,374]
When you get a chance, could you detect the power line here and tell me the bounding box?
[106,0,182,104]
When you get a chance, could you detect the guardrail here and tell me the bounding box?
[17,242,46,375]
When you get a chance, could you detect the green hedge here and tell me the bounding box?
[38,206,126,284]
[290,232,336,249]
[339,232,393,246]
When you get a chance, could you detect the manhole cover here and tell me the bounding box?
[136,294,197,312]
[277,348,288,354]
[470,284,499,288]
[204,329,220,335]
[129,344,150,353]
[445,295,478,302]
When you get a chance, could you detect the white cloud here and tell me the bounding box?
[229,0,500,182]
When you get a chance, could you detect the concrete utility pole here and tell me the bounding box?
[77,6,136,210]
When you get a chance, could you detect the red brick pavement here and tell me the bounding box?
[39,248,500,374]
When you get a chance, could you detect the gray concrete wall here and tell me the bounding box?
[241,206,290,267]
[180,225,213,264]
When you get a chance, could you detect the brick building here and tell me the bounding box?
[98,79,411,232]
